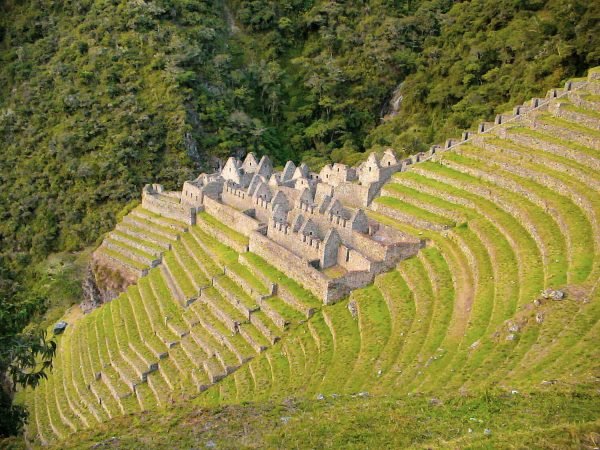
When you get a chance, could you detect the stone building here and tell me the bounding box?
[142,152,422,303]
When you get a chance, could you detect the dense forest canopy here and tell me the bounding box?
[0,0,598,436]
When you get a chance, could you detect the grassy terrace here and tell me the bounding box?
[127,286,168,358]
[366,212,503,392]
[240,322,270,350]
[180,233,222,277]
[129,211,184,236]
[421,159,568,286]
[515,282,600,370]
[450,148,595,284]
[392,255,437,387]
[242,253,321,309]
[371,270,415,391]
[262,297,306,324]
[191,227,238,266]
[318,305,361,394]
[202,286,247,325]
[148,269,189,334]
[137,276,180,345]
[119,291,157,367]
[407,248,457,389]
[178,334,210,373]
[370,188,516,388]
[96,246,147,271]
[344,285,390,392]
[134,208,189,231]
[102,301,139,389]
[197,211,249,246]
[216,275,258,312]
[482,135,600,181]
[111,230,164,254]
[392,169,544,307]
[103,240,155,268]
[375,196,456,227]
[163,251,197,299]
[297,315,335,396]
[467,219,520,327]
[526,293,600,385]
[20,73,600,447]
[153,357,180,392]
[412,247,465,392]
[561,101,600,120]
[195,302,255,362]
[451,224,520,386]
[390,170,523,323]
[468,142,599,269]
[579,92,600,103]
[250,309,283,339]
[82,316,108,394]
[190,318,240,370]
[118,222,173,247]
[537,113,600,139]
[76,322,107,419]
[384,182,469,222]
[507,125,600,159]
[68,326,104,423]
[293,326,321,393]
[227,261,270,295]
[172,241,210,286]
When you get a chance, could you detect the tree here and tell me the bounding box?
[0,263,56,437]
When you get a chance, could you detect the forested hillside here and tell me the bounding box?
[0,0,598,437]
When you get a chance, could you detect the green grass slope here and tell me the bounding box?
[16,69,600,448]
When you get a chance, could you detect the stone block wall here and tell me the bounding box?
[252,197,274,224]
[337,245,372,272]
[142,193,196,225]
[249,231,332,301]
[266,222,321,262]
[504,130,600,171]
[196,216,249,254]
[524,115,600,150]
[332,182,371,208]
[223,266,268,302]
[203,196,260,236]
[336,269,374,291]
[550,102,600,131]
[221,185,253,212]
[569,91,600,113]
[181,181,204,207]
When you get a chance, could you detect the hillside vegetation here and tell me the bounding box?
[0,0,599,443]
[14,69,600,448]
[1,0,598,264]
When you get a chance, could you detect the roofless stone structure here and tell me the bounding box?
[141,152,422,303]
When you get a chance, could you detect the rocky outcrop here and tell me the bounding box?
[81,264,103,314]
[81,255,138,313]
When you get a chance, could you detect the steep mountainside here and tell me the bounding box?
[1,0,599,444]
[16,68,600,449]
[1,0,598,268]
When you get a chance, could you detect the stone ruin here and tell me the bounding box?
[141,151,423,303]
[133,72,600,305]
